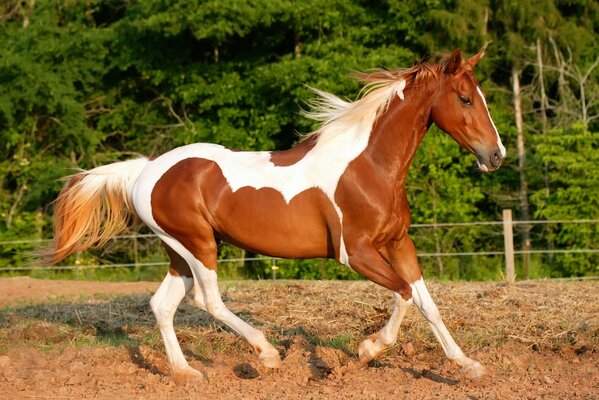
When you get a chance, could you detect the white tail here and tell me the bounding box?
[45,158,149,264]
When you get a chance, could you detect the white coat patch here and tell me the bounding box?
[476,87,506,157]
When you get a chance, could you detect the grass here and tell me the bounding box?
[304,332,355,350]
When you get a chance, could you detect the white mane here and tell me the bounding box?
[300,77,407,142]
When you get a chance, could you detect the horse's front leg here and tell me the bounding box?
[343,240,413,361]
[358,291,412,363]
[380,237,486,379]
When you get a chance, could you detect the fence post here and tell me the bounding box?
[271,258,278,280]
[502,209,515,283]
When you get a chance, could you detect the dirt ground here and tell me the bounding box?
[0,277,597,399]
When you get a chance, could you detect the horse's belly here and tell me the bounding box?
[209,185,340,259]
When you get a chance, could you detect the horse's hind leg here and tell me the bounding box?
[150,243,204,382]
[197,257,283,368]
[162,235,282,369]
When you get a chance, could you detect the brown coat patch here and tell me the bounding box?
[269,137,317,167]
[151,158,342,269]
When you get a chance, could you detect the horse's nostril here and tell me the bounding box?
[490,151,501,168]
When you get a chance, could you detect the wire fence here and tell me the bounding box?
[1,214,597,281]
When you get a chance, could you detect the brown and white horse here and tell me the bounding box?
[48,49,505,381]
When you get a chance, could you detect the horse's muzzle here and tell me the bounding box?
[476,148,504,172]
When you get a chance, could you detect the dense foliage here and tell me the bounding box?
[1,0,597,280]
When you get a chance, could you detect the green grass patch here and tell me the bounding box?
[305,332,356,350]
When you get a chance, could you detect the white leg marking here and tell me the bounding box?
[359,292,412,362]
[160,235,282,369]
[195,259,282,368]
[192,282,207,311]
[150,273,202,378]
[410,278,485,378]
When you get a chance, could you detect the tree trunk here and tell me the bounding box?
[536,39,555,266]
[6,182,26,229]
[536,38,550,197]
[482,7,489,37]
[512,66,531,279]
[294,38,302,59]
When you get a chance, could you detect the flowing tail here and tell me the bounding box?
[45,158,149,264]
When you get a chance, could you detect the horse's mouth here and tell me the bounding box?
[476,159,490,172]
[476,158,501,173]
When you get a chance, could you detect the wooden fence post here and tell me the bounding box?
[271,258,278,280]
[503,209,515,283]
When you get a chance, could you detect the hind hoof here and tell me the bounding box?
[259,352,282,369]
[173,366,205,384]
[462,361,486,380]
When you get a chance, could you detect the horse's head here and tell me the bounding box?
[431,49,506,172]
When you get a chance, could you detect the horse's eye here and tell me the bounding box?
[460,96,472,105]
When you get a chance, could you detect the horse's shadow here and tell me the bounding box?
[0,293,214,376]
[0,293,457,385]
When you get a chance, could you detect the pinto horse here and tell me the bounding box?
[48,49,505,381]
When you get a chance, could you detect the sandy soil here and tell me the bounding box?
[0,277,158,307]
[0,277,597,399]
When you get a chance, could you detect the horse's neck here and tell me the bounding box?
[364,87,434,185]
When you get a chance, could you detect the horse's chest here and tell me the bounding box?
[370,190,411,241]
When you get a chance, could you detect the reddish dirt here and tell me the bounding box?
[0,277,597,399]
[0,277,158,307]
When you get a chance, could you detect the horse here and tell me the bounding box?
[46,48,505,382]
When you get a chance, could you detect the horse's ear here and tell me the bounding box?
[444,49,462,75]
[467,47,487,69]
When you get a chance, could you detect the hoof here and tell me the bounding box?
[462,361,486,380]
[173,366,205,384]
[259,351,282,369]
[358,336,380,364]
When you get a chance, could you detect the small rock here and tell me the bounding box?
[0,355,10,368]
[402,343,415,358]
[544,375,554,385]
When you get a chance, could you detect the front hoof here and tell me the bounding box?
[173,366,205,384]
[358,337,379,364]
[462,361,486,380]
[259,352,282,369]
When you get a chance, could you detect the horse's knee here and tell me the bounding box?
[397,283,412,301]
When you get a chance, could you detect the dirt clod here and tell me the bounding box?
[402,342,416,357]
[0,355,10,368]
